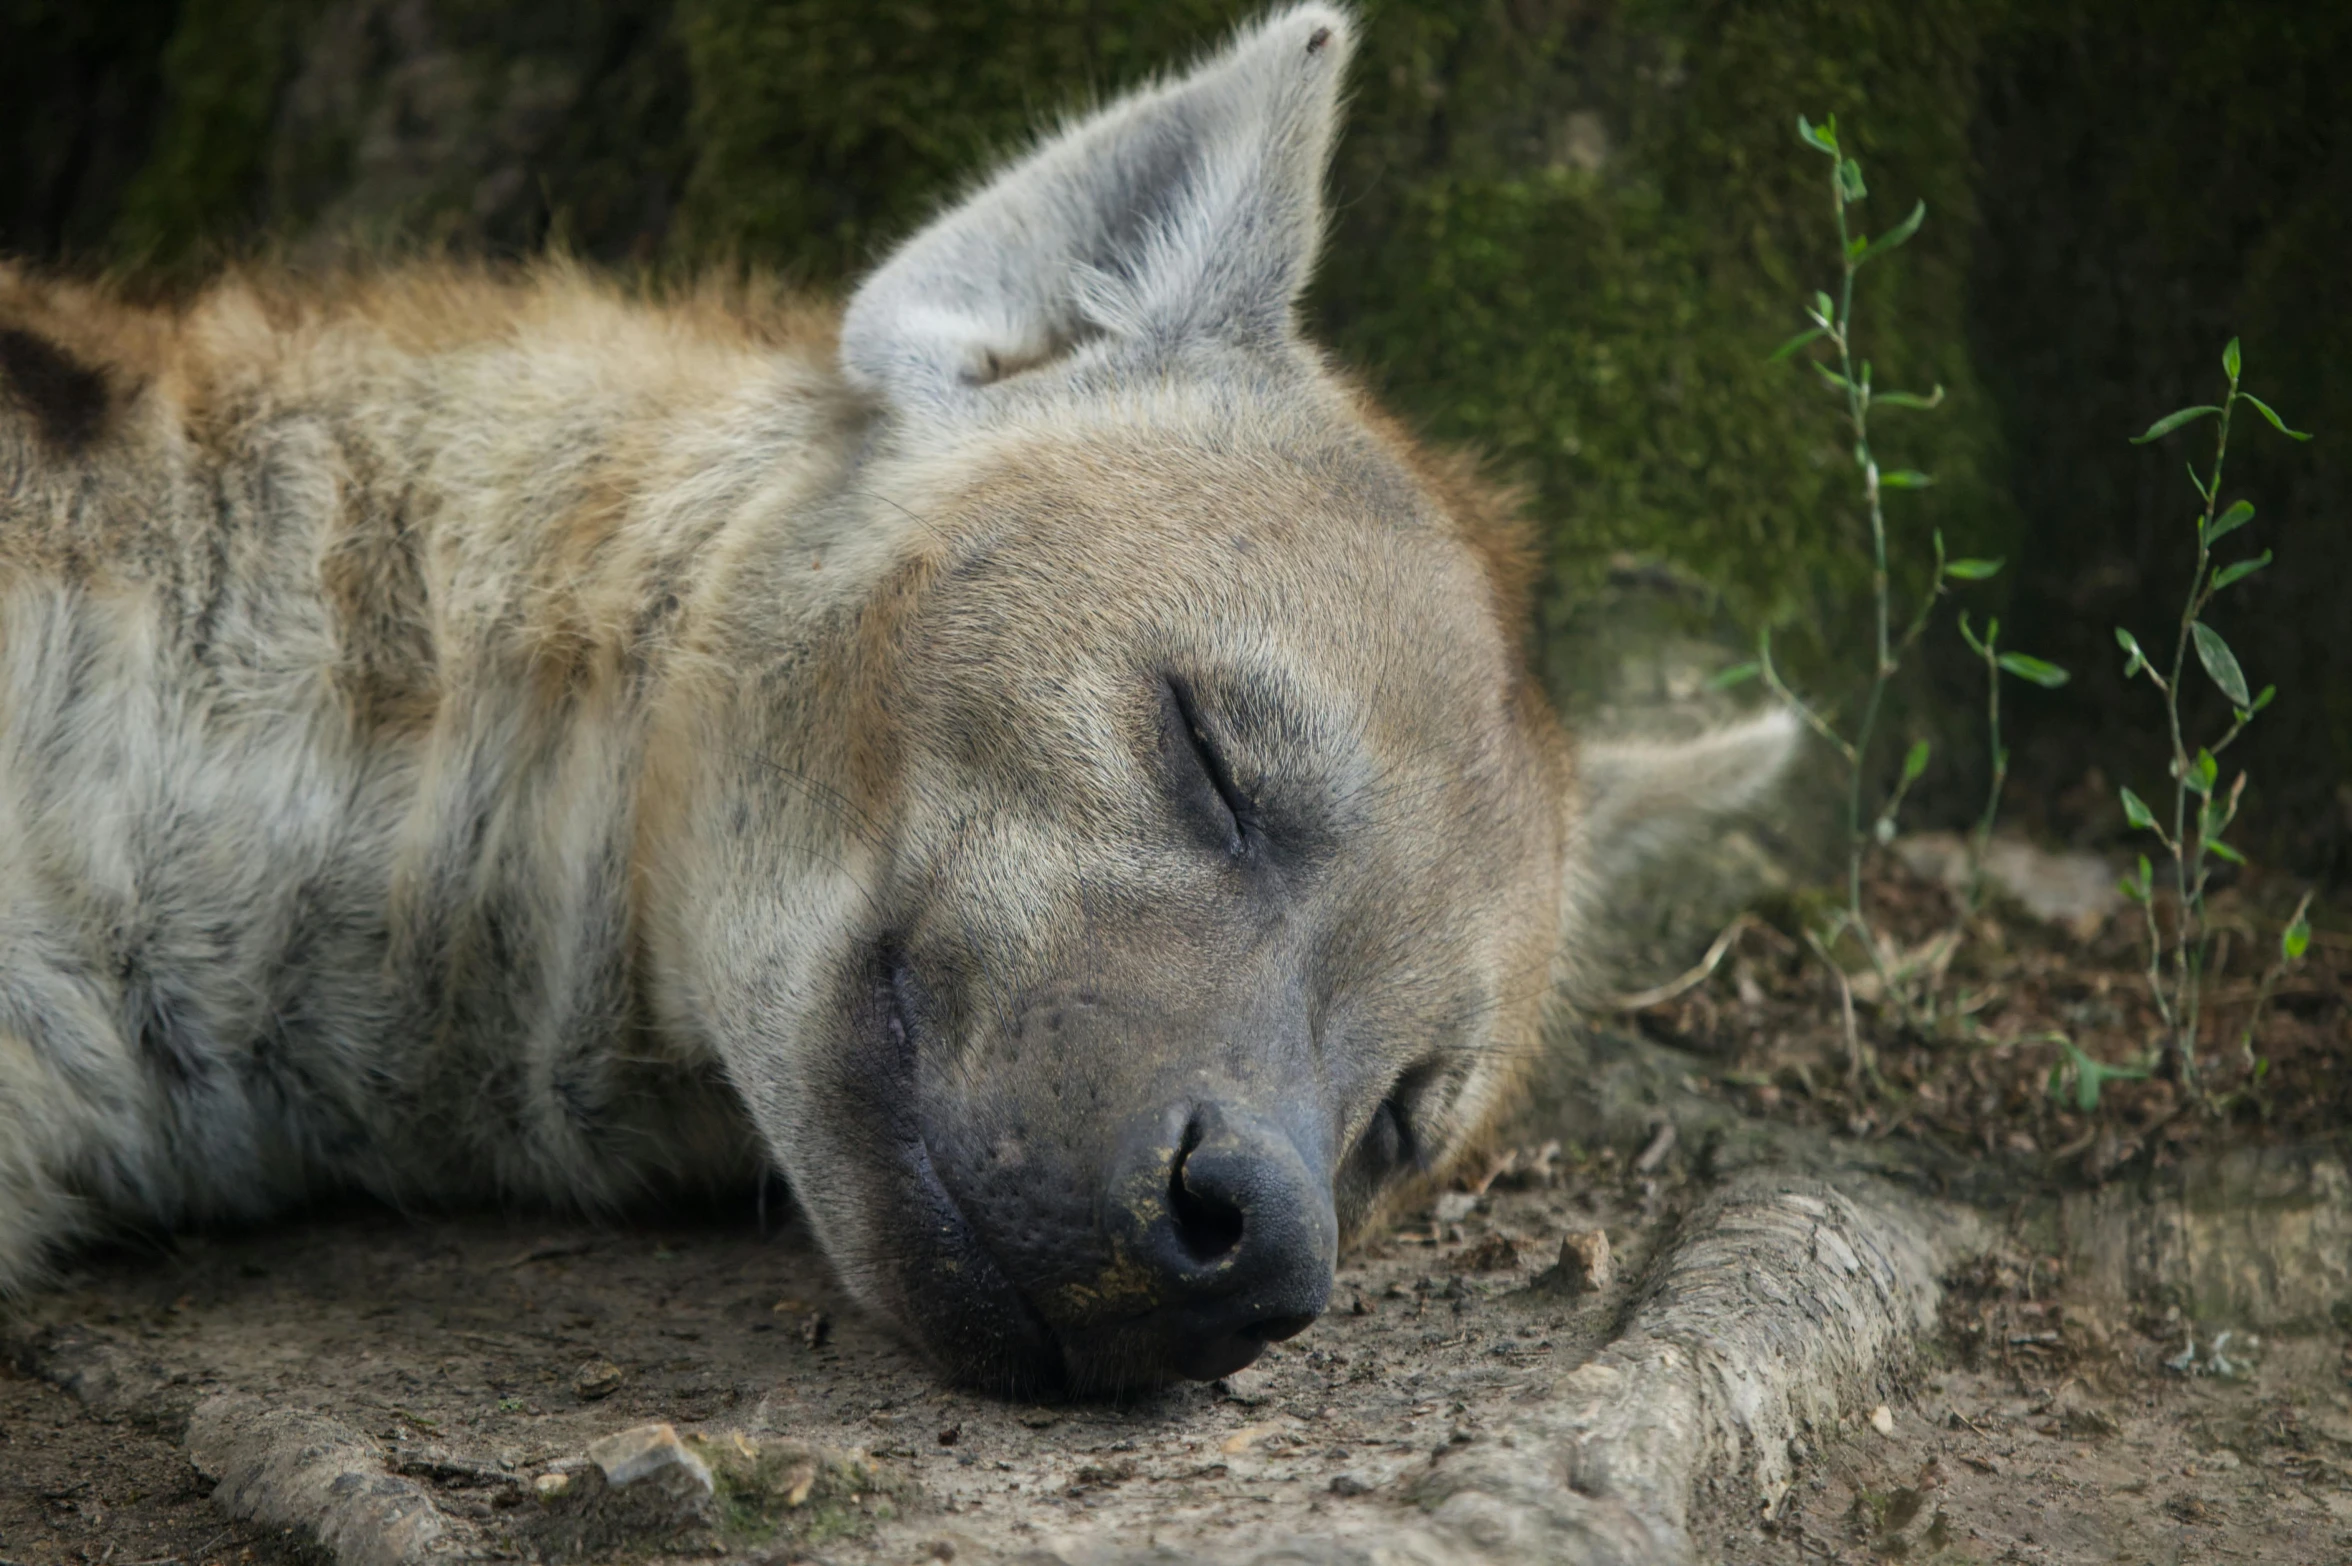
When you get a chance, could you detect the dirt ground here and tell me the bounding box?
[5,846,2349,1565]
[1706,1248,2352,1565]
[7,1138,2351,1565]
[2,1151,1661,1565]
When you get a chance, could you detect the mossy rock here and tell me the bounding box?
[684,1430,914,1549]
[518,1430,910,1560]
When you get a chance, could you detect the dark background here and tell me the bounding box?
[5,0,2345,883]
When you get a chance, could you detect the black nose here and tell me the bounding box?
[1101,1101,1337,1382]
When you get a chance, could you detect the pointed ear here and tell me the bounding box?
[1577,710,1802,891]
[839,4,1354,412]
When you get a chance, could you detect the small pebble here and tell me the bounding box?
[572,1360,625,1401]
[586,1421,714,1493]
[1870,1404,1896,1436]
[1553,1229,1615,1295]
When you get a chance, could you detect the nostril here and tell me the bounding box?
[1167,1114,1245,1264]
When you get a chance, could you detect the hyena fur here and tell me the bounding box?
[0,5,1792,1392]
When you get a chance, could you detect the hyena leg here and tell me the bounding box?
[0,1032,106,1291]
[0,972,161,1293]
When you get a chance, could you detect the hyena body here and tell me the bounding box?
[0,7,1787,1391]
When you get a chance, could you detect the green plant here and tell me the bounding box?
[1955,612,2070,916]
[1720,113,2061,1042]
[2113,341,2311,1083]
[2237,891,2315,1069]
[2045,1035,2152,1114]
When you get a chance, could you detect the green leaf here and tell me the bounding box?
[2114,626,2147,678]
[2187,463,2213,501]
[2203,499,2255,545]
[2191,620,2251,707]
[1813,363,1851,390]
[1797,113,1837,154]
[1956,610,1988,655]
[2205,838,2246,866]
[1811,290,1836,325]
[2047,1039,2155,1114]
[2130,405,2223,444]
[1770,326,1826,363]
[1902,739,1931,781]
[2118,857,2151,902]
[1707,661,1762,690]
[2239,393,2312,441]
[2250,684,2276,713]
[2065,1047,2151,1113]
[2120,786,2156,831]
[2222,337,2242,380]
[1838,157,1867,202]
[1944,557,2003,580]
[2210,550,2273,592]
[1880,469,1936,489]
[2284,914,2311,963]
[1997,652,2071,688]
[1875,386,1945,411]
[2196,749,2220,790]
[1854,199,1926,265]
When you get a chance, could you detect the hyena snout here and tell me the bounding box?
[1096,1099,1337,1383]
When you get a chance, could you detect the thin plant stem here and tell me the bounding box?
[2236,890,2315,1065]
[1816,156,1934,1035]
[2160,381,2237,1079]
[1963,638,2005,918]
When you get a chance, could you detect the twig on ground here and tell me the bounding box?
[1607,914,1760,1011]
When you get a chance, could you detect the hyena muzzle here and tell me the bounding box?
[0,5,1791,1394]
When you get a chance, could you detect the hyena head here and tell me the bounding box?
[643,5,1792,1394]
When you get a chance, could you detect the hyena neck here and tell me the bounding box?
[314,282,894,1208]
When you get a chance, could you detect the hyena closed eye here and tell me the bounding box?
[0,6,1791,1394]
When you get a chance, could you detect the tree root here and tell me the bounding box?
[1069,1173,1980,1566]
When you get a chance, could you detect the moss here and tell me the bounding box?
[670,0,1238,277]
[681,1432,910,1548]
[109,0,326,269]
[1317,0,2011,693]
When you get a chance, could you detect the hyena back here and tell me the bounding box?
[0,6,1789,1392]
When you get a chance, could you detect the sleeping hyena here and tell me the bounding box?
[0,6,1790,1393]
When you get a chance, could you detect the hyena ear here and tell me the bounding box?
[839,4,1353,412]
[1576,709,1803,891]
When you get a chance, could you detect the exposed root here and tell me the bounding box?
[1067,1174,1977,1566]
[189,1396,454,1566]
